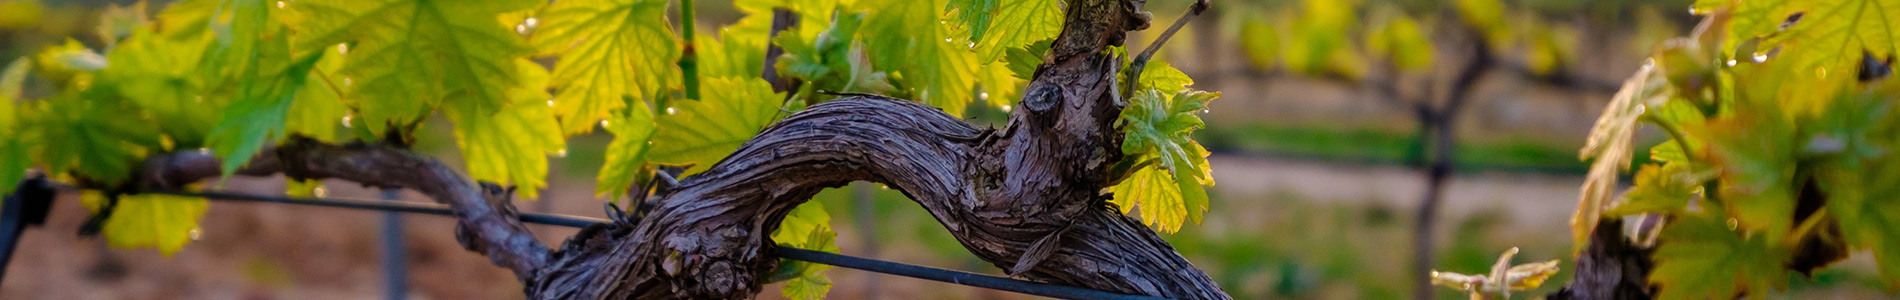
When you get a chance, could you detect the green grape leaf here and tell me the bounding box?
[0,138,26,195]
[286,52,348,142]
[774,11,893,96]
[33,90,163,184]
[946,0,996,43]
[447,59,565,199]
[286,178,324,198]
[859,0,978,115]
[772,201,838,300]
[531,0,679,135]
[155,0,219,40]
[1002,39,1050,81]
[648,77,785,176]
[1605,163,1710,217]
[1650,212,1790,300]
[1134,60,1193,95]
[0,57,28,195]
[1113,89,1218,233]
[1651,140,1689,164]
[190,0,275,100]
[1763,0,1900,83]
[96,1,150,48]
[206,34,325,176]
[85,192,209,256]
[596,100,656,198]
[291,0,539,135]
[34,39,108,88]
[1690,113,1799,241]
[977,60,1022,109]
[697,32,767,79]
[1822,141,1900,290]
[100,29,218,145]
[950,0,1061,60]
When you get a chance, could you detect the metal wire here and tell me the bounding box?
[106,189,1172,300]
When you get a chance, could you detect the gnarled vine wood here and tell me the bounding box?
[129,0,1229,298]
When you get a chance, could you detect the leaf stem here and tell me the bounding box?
[311,67,347,103]
[1122,0,1210,98]
[1642,114,1698,165]
[677,0,700,101]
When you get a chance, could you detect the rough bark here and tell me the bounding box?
[134,138,550,280]
[123,0,1228,299]
[1545,219,1656,300]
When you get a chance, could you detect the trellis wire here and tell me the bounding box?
[23,187,1172,300]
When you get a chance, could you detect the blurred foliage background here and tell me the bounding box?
[0,0,1894,299]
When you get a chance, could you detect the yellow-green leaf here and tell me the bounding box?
[859,0,978,115]
[1763,0,1900,85]
[1604,163,1708,217]
[32,92,163,185]
[286,52,348,142]
[532,0,679,135]
[949,0,1061,60]
[772,201,838,300]
[86,192,209,256]
[648,77,785,176]
[448,59,564,199]
[1113,88,1218,233]
[0,57,28,195]
[206,32,324,176]
[596,102,656,198]
[291,0,539,134]
[100,29,218,145]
